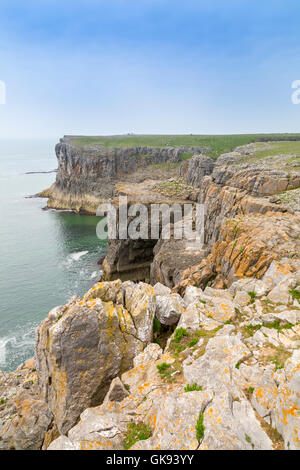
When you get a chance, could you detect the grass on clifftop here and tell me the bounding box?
[69,133,300,159]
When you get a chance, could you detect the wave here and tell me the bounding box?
[90,270,102,279]
[69,251,89,262]
[63,251,89,268]
[0,331,35,369]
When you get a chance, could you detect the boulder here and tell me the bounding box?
[267,277,297,305]
[153,282,171,296]
[35,281,156,435]
[229,278,269,297]
[0,360,52,450]
[0,393,53,450]
[251,351,300,449]
[155,293,186,326]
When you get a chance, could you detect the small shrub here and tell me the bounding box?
[289,289,300,303]
[248,292,256,304]
[189,338,199,347]
[184,383,202,392]
[174,327,189,343]
[153,318,162,333]
[157,362,171,373]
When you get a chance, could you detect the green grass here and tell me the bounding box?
[68,133,300,159]
[189,337,199,347]
[263,320,295,331]
[266,345,292,371]
[184,383,202,392]
[173,327,189,343]
[196,412,205,441]
[153,318,162,333]
[289,289,300,303]
[242,320,296,337]
[248,291,256,304]
[157,362,171,373]
[253,141,300,159]
[246,387,255,396]
[123,422,152,450]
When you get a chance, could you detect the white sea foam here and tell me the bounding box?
[64,250,89,268]
[0,337,10,367]
[90,270,101,279]
[0,333,35,368]
[70,251,89,262]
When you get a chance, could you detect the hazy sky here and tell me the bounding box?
[0,0,300,138]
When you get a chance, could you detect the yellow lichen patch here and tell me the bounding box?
[281,406,299,425]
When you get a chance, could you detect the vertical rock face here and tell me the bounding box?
[180,155,215,187]
[0,360,53,450]
[175,212,300,293]
[152,145,300,290]
[35,280,156,435]
[42,137,207,213]
[2,273,300,450]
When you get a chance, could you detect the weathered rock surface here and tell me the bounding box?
[35,280,156,435]
[41,137,206,213]
[175,212,300,294]
[1,269,299,451]
[151,143,300,289]
[155,293,186,326]
[46,271,300,451]
[0,359,53,450]
[102,180,203,283]
[3,140,300,451]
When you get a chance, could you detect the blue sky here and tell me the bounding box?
[0,0,300,138]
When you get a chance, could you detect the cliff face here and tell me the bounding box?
[1,140,300,450]
[1,268,300,450]
[152,146,300,289]
[41,137,207,213]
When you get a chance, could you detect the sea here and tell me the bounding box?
[0,138,107,372]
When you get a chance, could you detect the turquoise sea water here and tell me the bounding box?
[0,139,107,372]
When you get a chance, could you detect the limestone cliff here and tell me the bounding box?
[1,138,299,451]
[1,265,300,450]
[41,136,207,213]
[152,143,300,289]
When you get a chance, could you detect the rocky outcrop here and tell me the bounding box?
[4,139,298,450]
[175,212,300,293]
[101,180,202,283]
[151,145,300,289]
[35,280,156,435]
[41,137,207,213]
[0,359,53,450]
[1,263,300,450]
[47,270,300,450]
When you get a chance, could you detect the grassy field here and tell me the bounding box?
[70,134,300,159]
[253,141,300,159]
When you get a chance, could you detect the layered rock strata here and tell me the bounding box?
[153,145,300,289]
[1,260,299,450]
[40,137,206,213]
